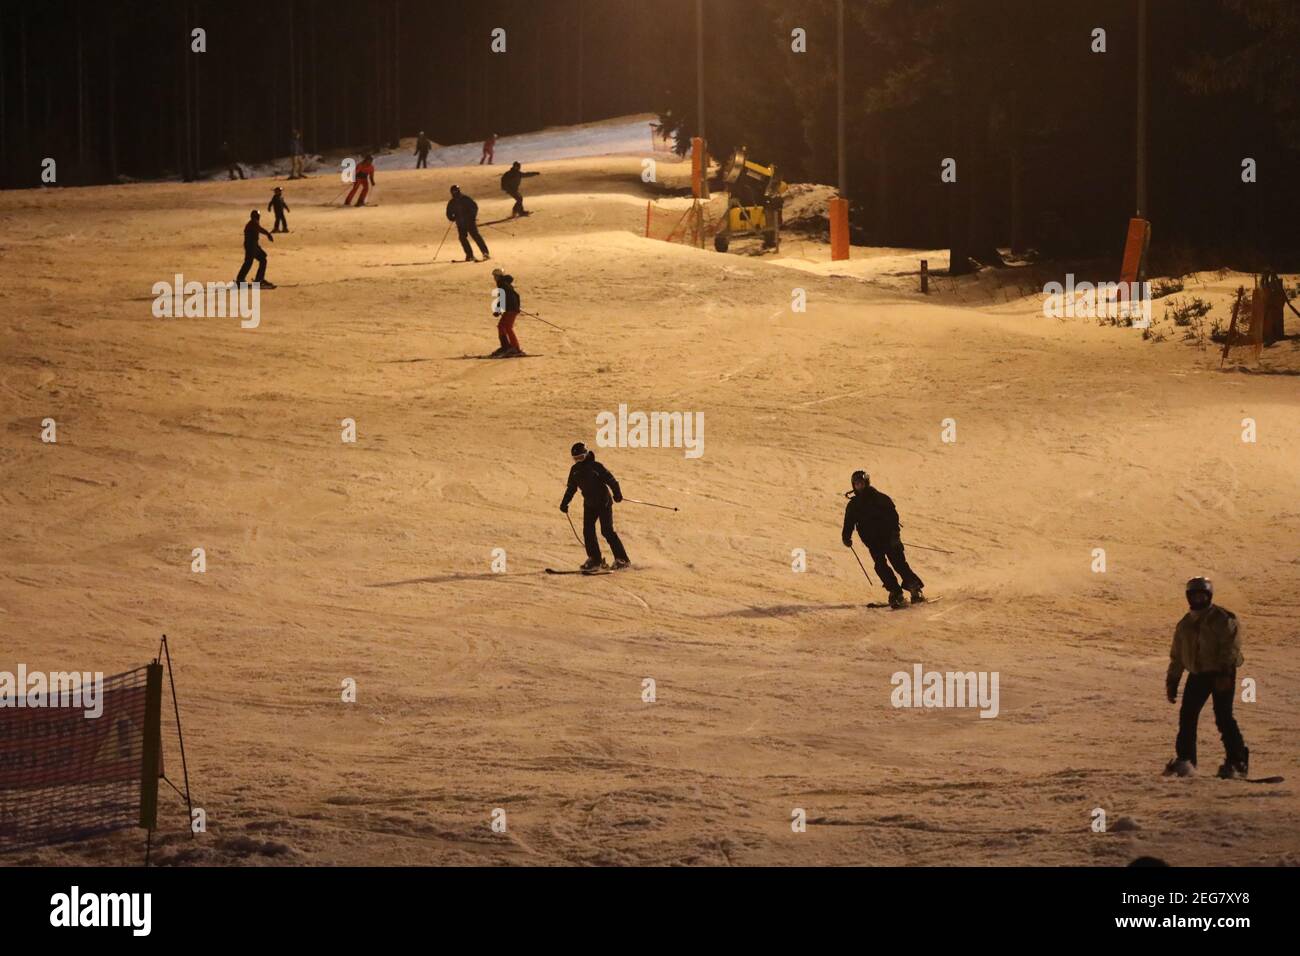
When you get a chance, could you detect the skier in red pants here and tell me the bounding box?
[490,268,524,357]
[345,154,376,206]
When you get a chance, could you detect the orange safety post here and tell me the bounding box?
[829,197,850,261]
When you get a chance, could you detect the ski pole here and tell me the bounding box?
[521,310,566,332]
[565,511,583,547]
[902,541,954,555]
[621,497,678,512]
[849,544,875,585]
[433,221,453,261]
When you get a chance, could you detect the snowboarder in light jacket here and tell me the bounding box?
[1164,577,1248,779]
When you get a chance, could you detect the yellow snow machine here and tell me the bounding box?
[713,147,787,254]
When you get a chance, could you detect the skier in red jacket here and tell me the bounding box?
[479,133,497,165]
[345,155,376,206]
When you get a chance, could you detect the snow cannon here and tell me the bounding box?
[714,147,787,254]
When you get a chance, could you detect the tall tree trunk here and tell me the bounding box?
[76,6,86,169]
[576,0,584,124]
[947,98,972,275]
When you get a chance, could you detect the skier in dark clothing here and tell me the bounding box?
[414,131,432,169]
[289,129,305,179]
[1164,577,1249,779]
[500,161,540,218]
[842,470,924,608]
[445,185,490,262]
[221,140,245,181]
[235,210,275,287]
[560,442,631,572]
[490,267,523,357]
[267,187,290,233]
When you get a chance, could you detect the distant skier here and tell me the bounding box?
[560,442,631,573]
[345,154,376,206]
[445,185,490,262]
[234,210,275,287]
[479,132,497,165]
[221,140,245,181]
[267,187,290,233]
[289,129,305,179]
[414,131,432,169]
[489,268,524,357]
[500,161,540,218]
[1164,577,1249,779]
[842,470,924,608]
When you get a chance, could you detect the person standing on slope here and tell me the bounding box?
[235,210,275,287]
[446,185,490,262]
[221,140,245,181]
[1164,577,1249,779]
[842,470,924,609]
[480,132,497,165]
[289,129,305,179]
[267,186,291,233]
[414,131,432,169]
[500,161,540,218]
[345,154,376,206]
[560,442,631,573]
[489,268,524,357]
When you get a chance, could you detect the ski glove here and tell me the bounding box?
[842,536,853,548]
[559,503,568,514]
[613,492,622,503]
[1166,680,1178,704]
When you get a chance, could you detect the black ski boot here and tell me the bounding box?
[888,589,907,610]
[612,558,630,570]
[579,557,607,573]
[910,587,926,604]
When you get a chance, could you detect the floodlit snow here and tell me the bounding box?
[3,117,1298,866]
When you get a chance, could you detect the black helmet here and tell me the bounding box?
[570,442,588,458]
[450,184,460,194]
[1186,576,1213,608]
[851,470,869,487]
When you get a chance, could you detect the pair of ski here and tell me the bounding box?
[461,352,541,360]
[544,565,628,576]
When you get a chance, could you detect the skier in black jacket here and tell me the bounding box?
[414,131,432,169]
[500,161,540,218]
[560,442,631,572]
[842,470,923,608]
[267,186,290,233]
[445,185,490,262]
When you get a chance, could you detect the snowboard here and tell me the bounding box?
[866,597,942,610]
